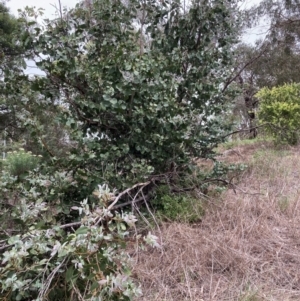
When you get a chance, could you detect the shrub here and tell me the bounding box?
[6,0,239,196]
[0,184,160,301]
[153,186,205,223]
[256,83,300,145]
[0,0,240,299]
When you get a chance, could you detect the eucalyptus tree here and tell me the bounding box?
[242,0,300,88]
[228,0,300,137]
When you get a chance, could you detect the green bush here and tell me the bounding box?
[0,184,160,301]
[5,0,238,196]
[153,186,205,223]
[3,148,41,178]
[256,83,300,145]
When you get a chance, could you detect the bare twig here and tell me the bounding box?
[38,257,67,299]
[0,244,9,251]
[113,191,152,209]
[58,0,63,22]
[222,123,269,139]
[222,45,269,93]
[60,181,152,230]
[107,181,151,210]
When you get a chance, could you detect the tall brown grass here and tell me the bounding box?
[131,142,300,301]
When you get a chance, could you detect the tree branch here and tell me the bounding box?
[222,123,269,139]
[222,45,269,93]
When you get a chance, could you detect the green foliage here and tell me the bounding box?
[221,138,261,150]
[256,83,300,145]
[153,186,205,223]
[243,1,300,88]
[3,0,239,196]
[0,1,25,83]
[0,1,19,59]
[0,0,240,299]
[2,148,41,178]
[151,160,248,223]
[0,167,82,235]
[211,161,247,177]
[0,184,161,301]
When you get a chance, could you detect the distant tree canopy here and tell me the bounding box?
[0,1,15,54]
[0,1,21,71]
[0,1,22,145]
[228,0,300,136]
[239,0,300,88]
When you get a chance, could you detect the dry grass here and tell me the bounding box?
[131,142,300,301]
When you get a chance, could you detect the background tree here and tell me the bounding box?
[227,43,263,138]
[256,83,300,145]
[0,1,20,152]
[0,3,72,161]
[226,0,300,138]
[0,0,21,71]
[241,0,300,88]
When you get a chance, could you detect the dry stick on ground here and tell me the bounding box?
[141,189,163,244]
[201,178,264,196]
[222,123,270,140]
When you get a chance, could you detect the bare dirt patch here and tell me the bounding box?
[132,143,300,301]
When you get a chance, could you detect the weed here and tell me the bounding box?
[222,138,260,150]
[152,186,205,223]
[220,136,273,151]
[238,290,262,301]
[278,196,290,212]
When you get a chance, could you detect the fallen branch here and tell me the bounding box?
[222,123,269,139]
[198,178,237,194]
[107,181,151,211]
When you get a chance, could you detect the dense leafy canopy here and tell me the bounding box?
[0,1,24,146]
[0,1,20,68]
[238,0,300,88]
[6,0,239,193]
[256,83,300,145]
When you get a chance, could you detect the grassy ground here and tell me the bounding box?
[131,139,300,301]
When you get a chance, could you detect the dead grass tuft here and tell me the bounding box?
[132,143,300,301]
